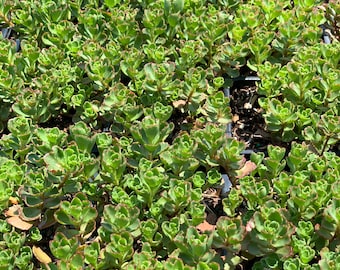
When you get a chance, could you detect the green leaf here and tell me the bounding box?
[101,146,126,185]
[28,227,42,242]
[174,227,215,265]
[190,172,206,188]
[283,258,300,270]
[153,102,173,122]
[214,216,245,252]
[103,232,134,267]
[54,193,97,230]
[299,246,315,264]
[50,232,78,260]
[100,204,140,239]
[84,241,100,268]
[20,207,41,221]
[15,246,33,270]
[207,169,222,185]
[222,189,243,217]
[163,258,191,270]
[3,231,26,254]
[296,221,314,239]
[162,217,180,239]
[69,121,96,153]
[0,249,14,269]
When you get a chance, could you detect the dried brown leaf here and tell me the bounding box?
[196,220,216,232]
[172,100,186,108]
[246,219,255,232]
[9,196,19,205]
[4,205,22,217]
[6,216,33,230]
[33,246,52,264]
[236,161,257,179]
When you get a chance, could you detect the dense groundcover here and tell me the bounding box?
[0,0,339,269]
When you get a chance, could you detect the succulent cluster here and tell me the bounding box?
[0,0,339,269]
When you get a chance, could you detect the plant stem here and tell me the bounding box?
[58,173,70,190]
[0,13,14,27]
[319,135,330,156]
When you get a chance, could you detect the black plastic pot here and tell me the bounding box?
[1,27,21,52]
[321,24,331,44]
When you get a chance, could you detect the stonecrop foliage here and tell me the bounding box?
[0,0,339,269]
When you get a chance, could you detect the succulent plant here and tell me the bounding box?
[0,1,338,269]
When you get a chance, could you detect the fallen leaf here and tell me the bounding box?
[203,188,221,208]
[239,156,246,167]
[4,205,22,217]
[6,216,33,230]
[9,196,19,205]
[196,220,216,232]
[33,246,52,264]
[172,100,186,108]
[236,161,257,179]
[246,219,255,232]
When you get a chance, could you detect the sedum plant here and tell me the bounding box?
[0,0,338,269]
[258,42,340,149]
